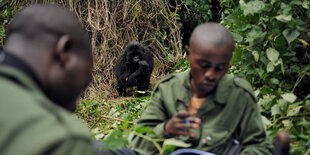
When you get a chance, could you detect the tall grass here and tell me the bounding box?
[11,0,183,99]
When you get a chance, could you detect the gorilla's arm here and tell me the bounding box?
[115,55,130,87]
[127,61,149,87]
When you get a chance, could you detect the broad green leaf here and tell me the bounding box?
[240,0,265,16]
[302,1,309,9]
[283,29,300,44]
[254,89,260,98]
[135,126,156,135]
[281,93,297,103]
[287,105,302,116]
[306,93,310,100]
[267,62,275,72]
[306,100,310,107]
[185,0,193,6]
[163,138,191,148]
[92,127,100,134]
[251,51,259,62]
[257,95,274,108]
[261,115,272,126]
[290,0,303,5]
[231,48,243,64]
[282,120,292,128]
[232,32,243,42]
[270,78,279,85]
[275,14,292,22]
[271,99,287,116]
[102,130,128,150]
[162,145,176,155]
[296,119,310,126]
[266,48,280,65]
[271,103,282,116]
[95,133,105,140]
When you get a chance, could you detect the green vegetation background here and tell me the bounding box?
[0,0,309,154]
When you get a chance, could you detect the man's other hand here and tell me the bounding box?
[164,110,201,137]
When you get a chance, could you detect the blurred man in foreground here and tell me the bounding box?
[131,22,272,154]
[0,4,136,155]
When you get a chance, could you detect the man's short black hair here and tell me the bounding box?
[6,4,91,57]
[189,22,235,51]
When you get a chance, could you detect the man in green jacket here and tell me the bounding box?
[131,23,272,154]
[0,4,96,155]
[0,4,137,155]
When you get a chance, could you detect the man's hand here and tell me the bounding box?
[164,110,201,137]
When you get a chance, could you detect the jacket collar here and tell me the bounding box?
[0,51,43,91]
[177,70,233,105]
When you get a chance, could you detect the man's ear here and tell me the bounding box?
[185,45,190,60]
[55,35,71,67]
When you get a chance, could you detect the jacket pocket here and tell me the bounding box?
[202,127,232,151]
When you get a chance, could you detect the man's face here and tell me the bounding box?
[187,41,232,97]
[46,49,93,112]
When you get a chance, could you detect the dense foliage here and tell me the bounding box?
[0,0,309,154]
[222,0,310,154]
[0,0,16,48]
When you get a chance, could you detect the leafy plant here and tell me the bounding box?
[0,0,17,48]
[222,0,310,154]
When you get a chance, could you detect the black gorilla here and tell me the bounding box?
[115,41,154,96]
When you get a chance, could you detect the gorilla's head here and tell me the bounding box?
[126,41,145,64]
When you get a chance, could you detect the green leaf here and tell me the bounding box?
[95,133,105,140]
[270,78,279,85]
[287,105,302,116]
[266,48,280,65]
[302,1,309,9]
[251,50,259,62]
[275,14,292,22]
[271,103,282,116]
[306,100,310,107]
[283,29,300,44]
[267,62,275,72]
[102,130,128,150]
[258,94,274,108]
[290,0,303,5]
[135,126,156,135]
[281,93,297,103]
[232,32,243,42]
[163,138,191,148]
[261,115,272,126]
[240,0,266,16]
[231,48,243,64]
[305,93,310,100]
[162,145,176,155]
[282,120,292,128]
[271,99,288,116]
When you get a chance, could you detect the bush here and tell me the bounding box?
[221,0,310,154]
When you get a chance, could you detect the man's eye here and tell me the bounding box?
[199,62,210,68]
[216,66,226,71]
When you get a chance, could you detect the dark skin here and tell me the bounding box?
[4,5,93,112]
[164,23,233,137]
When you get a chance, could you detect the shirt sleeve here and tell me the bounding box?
[46,138,97,155]
[130,85,168,155]
[239,93,273,155]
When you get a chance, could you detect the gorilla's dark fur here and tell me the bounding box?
[115,41,154,96]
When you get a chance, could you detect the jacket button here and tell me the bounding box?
[206,136,212,141]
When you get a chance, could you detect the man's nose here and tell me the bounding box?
[204,67,216,81]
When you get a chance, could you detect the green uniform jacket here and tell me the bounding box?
[0,65,97,155]
[131,70,271,155]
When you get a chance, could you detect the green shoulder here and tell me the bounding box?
[152,73,176,92]
[233,77,257,102]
